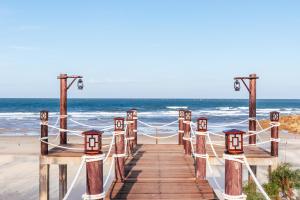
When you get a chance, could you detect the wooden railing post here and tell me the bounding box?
[39,110,49,200]
[40,111,49,155]
[114,117,125,181]
[126,110,134,154]
[131,109,138,147]
[196,117,207,181]
[183,110,192,155]
[224,129,245,199]
[178,109,185,145]
[83,130,104,200]
[270,111,280,157]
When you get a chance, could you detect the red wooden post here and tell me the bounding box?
[131,109,138,147]
[114,117,125,181]
[270,111,280,157]
[196,117,207,181]
[249,74,258,181]
[183,110,192,155]
[40,111,49,155]
[249,73,257,145]
[126,110,134,154]
[58,74,68,144]
[57,74,68,200]
[224,129,244,199]
[83,130,104,200]
[178,109,185,145]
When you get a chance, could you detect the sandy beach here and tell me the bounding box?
[0,131,300,200]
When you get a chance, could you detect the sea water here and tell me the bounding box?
[0,98,299,135]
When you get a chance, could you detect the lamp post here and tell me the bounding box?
[57,73,83,200]
[234,73,259,180]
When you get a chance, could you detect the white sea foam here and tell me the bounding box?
[166,106,188,110]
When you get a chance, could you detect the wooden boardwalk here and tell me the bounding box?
[107,144,217,200]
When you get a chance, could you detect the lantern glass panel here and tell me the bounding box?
[229,134,242,151]
[179,110,185,118]
[77,78,84,90]
[115,119,124,130]
[271,112,280,121]
[185,112,191,121]
[234,80,240,91]
[198,119,207,130]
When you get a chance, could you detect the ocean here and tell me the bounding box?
[0,98,299,136]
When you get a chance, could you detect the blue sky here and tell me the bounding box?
[0,1,299,98]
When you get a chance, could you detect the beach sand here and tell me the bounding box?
[1,132,300,200]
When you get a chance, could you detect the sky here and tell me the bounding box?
[0,1,299,99]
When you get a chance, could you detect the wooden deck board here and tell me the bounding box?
[107,144,218,200]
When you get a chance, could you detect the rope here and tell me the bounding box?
[222,153,271,200]
[223,193,247,200]
[243,155,271,200]
[137,119,178,128]
[39,139,83,150]
[69,119,114,131]
[63,154,106,200]
[139,131,178,139]
[63,158,85,200]
[208,118,250,128]
[82,193,106,200]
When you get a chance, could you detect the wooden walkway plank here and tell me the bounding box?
[107,144,218,200]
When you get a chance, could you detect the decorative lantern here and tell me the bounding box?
[131,109,137,118]
[82,130,102,155]
[184,110,192,121]
[127,110,134,121]
[114,117,125,131]
[197,117,208,132]
[224,129,244,154]
[77,78,84,90]
[40,110,48,122]
[270,111,280,122]
[234,79,240,91]
[179,109,185,119]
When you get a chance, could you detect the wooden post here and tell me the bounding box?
[184,110,192,155]
[40,111,49,200]
[196,117,207,181]
[58,74,68,200]
[39,164,49,200]
[249,74,258,182]
[114,117,125,181]
[249,73,257,145]
[83,130,103,200]
[40,111,49,155]
[270,111,280,157]
[131,109,138,147]
[178,110,185,145]
[224,129,244,199]
[126,110,134,154]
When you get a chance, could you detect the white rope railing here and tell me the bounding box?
[69,119,114,131]
[39,139,84,150]
[138,131,178,139]
[63,154,106,200]
[137,119,178,128]
[223,153,271,200]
